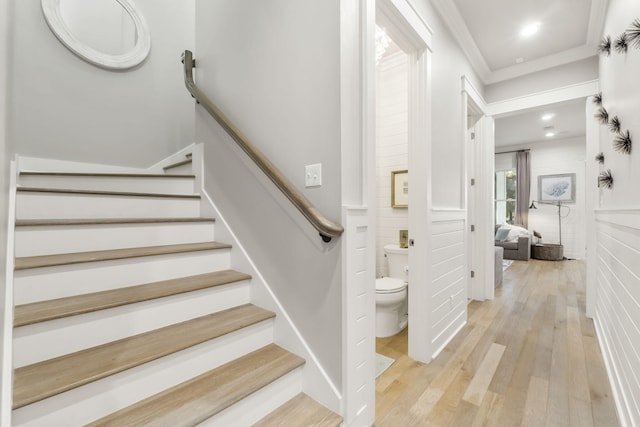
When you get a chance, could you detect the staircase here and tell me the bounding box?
[10,161,342,426]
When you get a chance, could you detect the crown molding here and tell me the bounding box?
[429,0,491,81]
[485,44,597,85]
[587,0,609,46]
[432,0,607,85]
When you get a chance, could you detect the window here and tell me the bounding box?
[495,169,516,225]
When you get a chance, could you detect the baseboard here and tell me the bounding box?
[593,309,631,427]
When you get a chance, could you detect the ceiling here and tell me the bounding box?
[431,0,607,84]
[494,98,587,148]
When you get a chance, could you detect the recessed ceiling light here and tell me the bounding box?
[520,22,541,38]
[541,113,554,121]
[515,57,524,64]
[545,131,556,138]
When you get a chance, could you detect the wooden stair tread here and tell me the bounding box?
[86,344,305,427]
[14,241,230,270]
[16,187,201,199]
[252,393,343,427]
[15,217,215,227]
[19,171,195,179]
[14,270,251,327]
[12,303,275,409]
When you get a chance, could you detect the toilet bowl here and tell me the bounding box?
[375,277,407,337]
[375,244,409,338]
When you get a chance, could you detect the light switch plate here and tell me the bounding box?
[305,163,322,187]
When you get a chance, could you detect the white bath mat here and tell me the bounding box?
[375,353,395,378]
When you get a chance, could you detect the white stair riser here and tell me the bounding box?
[14,282,251,367]
[16,192,200,219]
[15,222,215,257]
[199,369,303,427]
[18,175,195,195]
[14,250,231,304]
[163,162,193,175]
[12,322,275,427]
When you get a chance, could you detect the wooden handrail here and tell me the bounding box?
[181,50,343,242]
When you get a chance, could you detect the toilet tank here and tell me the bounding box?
[384,244,408,282]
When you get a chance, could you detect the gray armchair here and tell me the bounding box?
[495,224,531,261]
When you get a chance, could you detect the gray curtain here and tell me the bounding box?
[516,150,530,228]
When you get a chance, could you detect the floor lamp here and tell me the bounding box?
[529,200,567,246]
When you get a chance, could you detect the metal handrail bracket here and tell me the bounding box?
[181,50,343,242]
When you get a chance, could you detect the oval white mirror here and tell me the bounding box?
[41,0,151,70]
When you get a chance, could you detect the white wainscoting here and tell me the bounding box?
[342,206,375,427]
[594,209,640,427]
[429,209,467,359]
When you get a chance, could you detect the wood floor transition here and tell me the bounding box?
[375,259,619,427]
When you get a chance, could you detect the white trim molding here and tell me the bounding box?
[1,161,17,427]
[486,80,600,117]
[430,0,606,84]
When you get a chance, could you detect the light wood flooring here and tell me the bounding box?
[375,259,619,427]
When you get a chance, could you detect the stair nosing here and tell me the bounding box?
[84,344,304,427]
[16,187,201,199]
[14,241,231,270]
[12,304,276,409]
[19,171,195,179]
[14,269,251,327]
[15,218,215,227]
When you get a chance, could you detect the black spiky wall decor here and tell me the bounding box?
[592,92,603,105]
[609,116,621,133]
[598,169,613,189]
[598,36,612,56]
[595,107,609,124]
[614,32,629,53]
[595,152,605,164]
[613,130,632,155]
[628,19,640,48]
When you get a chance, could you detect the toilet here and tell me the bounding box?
[375,244,408,338]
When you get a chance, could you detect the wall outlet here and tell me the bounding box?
[305,163,322,187]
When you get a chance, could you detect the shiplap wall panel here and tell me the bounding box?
[376,51,409,278]
[429,214,466,359]
[594,210,640,427]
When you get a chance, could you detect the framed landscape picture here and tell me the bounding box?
[538,173,576,203]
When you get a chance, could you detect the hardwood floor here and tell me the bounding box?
[375,259,619,426]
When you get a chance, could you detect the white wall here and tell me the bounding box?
[497,137,587,259]
[1,0,15,422]
[8,0,195,167]
[194,0,343,386]
[376,51,409,278]
[484,57,599,103]
[593,1,640,425]
[411,0,485,209]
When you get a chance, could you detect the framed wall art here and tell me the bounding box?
[391,170,408,208]
[538,173,576,203]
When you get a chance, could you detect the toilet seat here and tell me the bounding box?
[375,277,406,294]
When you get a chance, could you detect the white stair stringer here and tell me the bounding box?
[14,249,231,305]
[12,320,275,427]
[15,189,201,220]
[14,220,215,257]
[18,172,196,195]
[200,190,343,414]
[13,280,250,367]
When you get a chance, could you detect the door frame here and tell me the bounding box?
[376,0,433,363]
